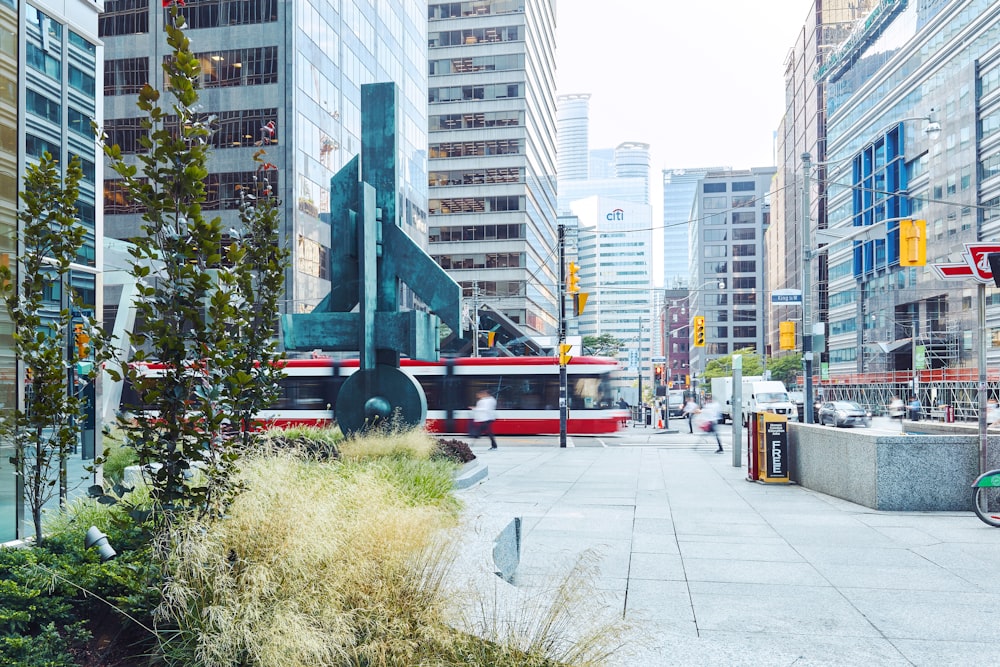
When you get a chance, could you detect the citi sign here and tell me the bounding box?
[606,208,625,221]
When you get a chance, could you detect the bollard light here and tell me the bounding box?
[84,526,117,562]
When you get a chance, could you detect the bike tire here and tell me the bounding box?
[973,486,1000,527]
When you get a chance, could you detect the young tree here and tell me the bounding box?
[0,153,109,544]
[703,348,765,379]
[101,7,286,521]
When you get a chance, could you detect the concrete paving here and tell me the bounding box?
[455,423,1000,666]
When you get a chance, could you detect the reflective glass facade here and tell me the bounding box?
[102,1,429,315]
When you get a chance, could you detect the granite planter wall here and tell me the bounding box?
[787,424,1000,511]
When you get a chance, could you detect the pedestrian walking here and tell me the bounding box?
[682,397,699,434]
[908,396,921,421]
[888,395,905,420]
[469,389,498,449]
[698,395,723,453]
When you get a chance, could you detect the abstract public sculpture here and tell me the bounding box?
[281,83,460,433]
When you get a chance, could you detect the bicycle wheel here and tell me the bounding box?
[973,486,1000,527]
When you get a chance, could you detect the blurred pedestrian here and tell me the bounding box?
[888,395,905,421]
[469,389,498,449]
[699,395,723,453]
[682,397,699,434]
[908,396,921,421]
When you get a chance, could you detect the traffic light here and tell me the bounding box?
[899,218,926,267]
[558,343,572,366]
[567,262,580,294]
[779,321,796,350]
[487,331,496,347]
[692,316,705,347]
[654,364,664,384]
[73,323,90,359]
[573,292,588,316]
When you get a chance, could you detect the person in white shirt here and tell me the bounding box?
[470,390,498,449]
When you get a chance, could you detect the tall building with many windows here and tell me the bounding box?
[101,1,429,317]
[2,0,103,541]
[427,0,559,336]
[570,195,653,404]
[688,168,775,382]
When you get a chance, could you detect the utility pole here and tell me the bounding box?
[558,223,568,447]
[801,153,814,423]
[471,280,479,358]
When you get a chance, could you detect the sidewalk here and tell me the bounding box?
[456,427,1000,666]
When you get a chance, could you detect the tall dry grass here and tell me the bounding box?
[156,439,460,666]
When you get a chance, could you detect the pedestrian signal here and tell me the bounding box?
[73,323,90,359]
[693,316,705,347]
[899,218,926,267]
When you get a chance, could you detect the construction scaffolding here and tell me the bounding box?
[814,368,1000,421]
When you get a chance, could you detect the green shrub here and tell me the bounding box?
[97,427,139,484]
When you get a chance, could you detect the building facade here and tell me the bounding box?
[688,168,776,383]
[427,0,559,336]
[662,167,715,289]
[820,0,999,380]
[570,195,653,404]
[101,0,429,318]
[2,0,103,542]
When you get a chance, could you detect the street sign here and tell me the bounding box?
[934,243,1000,283]
[771,289,802,304]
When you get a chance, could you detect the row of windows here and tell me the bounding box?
[429,195,523,215]
[105,57,148,96]
[429,167,522,187]
[105,108,278,154]
[703,261,758,274]
[429,1,525,20]
[703,181,756,193]
[428,25,521,48]
[828,348,857,364]
[429,223,524,242]
[429,54,524,75]
[191,47,278,88]
[172,0,279,29]
[704,228,755,241]
[434,252,523,270]
[457,280,524,297]
[702,194,758,210]
[99,0,149,37]
[702,211,755,225]
[429,83,522,103]
[429,139,521,159]
[430,111,523,132]
[104,170,278,214]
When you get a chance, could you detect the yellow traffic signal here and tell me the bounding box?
[567,262,580,294]
[558,343,572,366]
[487,331,496,347]
[779,321,796,351]
[899,218,926,267]
[573,292,588,316]
[73,323,90,359]
[692,316,705,347]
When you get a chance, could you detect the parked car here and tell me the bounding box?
[817,401,871,428]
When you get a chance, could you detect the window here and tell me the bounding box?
[99,0,150,37]
[703,196,727,209]
[429,138,521,158]
[429,167,523,186]
[429,224,525,242]
[104,118,147,154]
[173,0,279,29]
[428,24,521,47]
[703,246,727,258]
[26,134,58,159]
[732,212,755,225]
[733,293,756,306]
[69,66,95,98]
[732,181,755,191]
[732,194,755,208]
[733,244,756,257]
[704,261,727,274]
[703,183,726,193]
[703,229,727,241]
[732,228,755,240]
[732,260,755,272]
[429,110,523,131]
[732,277,755,289]
[26,90,60,123]
[68,109,92,138]
[733,326,756,338]
[106,169,277,214]
[185,46,278,88]
[733,310,756,321]
[105,57,148,95]
[26,42,60,80]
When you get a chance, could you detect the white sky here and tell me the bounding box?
[556,1,812,284]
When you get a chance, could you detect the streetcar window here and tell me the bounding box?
[569,373,614,410]
[421,374,443,409]
[274,377,336,410]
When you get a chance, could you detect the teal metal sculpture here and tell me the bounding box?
[281,83,461,433]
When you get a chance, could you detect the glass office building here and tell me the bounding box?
[1,0,103,542]
[101,1,429,316]
[427,0,559,336]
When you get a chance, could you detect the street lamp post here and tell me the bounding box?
[801,153,814,423]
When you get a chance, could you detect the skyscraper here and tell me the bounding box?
[556,92,590,181]
[101,1,430,318]
[428,0,559,336]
